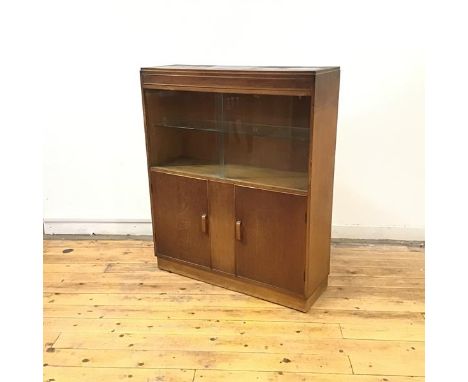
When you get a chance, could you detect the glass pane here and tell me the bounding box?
[145,90,222,177]
[145,90,311,192]
[223,93,310,192]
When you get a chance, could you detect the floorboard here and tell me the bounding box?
[43,240,425,381]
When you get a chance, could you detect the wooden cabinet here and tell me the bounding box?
[141,65,340,311]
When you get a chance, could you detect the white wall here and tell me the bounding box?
[43,0,424,240]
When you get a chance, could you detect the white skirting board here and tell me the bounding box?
[43,219,425,241]
[332,225,424,241]
[44,220,153,236]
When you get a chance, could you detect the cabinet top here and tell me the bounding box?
[140,65,340,95]
[141,65,339,75]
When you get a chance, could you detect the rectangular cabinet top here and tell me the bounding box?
[141,65,339,74]
[140,65,339,95]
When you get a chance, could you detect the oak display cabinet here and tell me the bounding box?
[141,65,340,312]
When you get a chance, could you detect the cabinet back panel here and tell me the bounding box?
[235,187,307,294]
[223,93,310,127]
[151,172,211,267]
[148,125,183,165]
[224,135,309,172]
[182,130,220,163]
[145,89,217,125]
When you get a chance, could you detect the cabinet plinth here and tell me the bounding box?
[141,65,340,312]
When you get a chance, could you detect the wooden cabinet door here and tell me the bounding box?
[235,187,307,294]
[151,171,211,267]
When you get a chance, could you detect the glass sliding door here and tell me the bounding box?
[145,89,311,192]
[144,89,223,178]
[222,93,310,192]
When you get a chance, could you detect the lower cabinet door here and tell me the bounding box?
[235,186,307,294]
[151,171,211,267]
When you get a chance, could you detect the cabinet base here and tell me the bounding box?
[157,256,327,312]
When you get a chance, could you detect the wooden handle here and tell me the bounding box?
[235,220,242,241]
[201,214,208,233]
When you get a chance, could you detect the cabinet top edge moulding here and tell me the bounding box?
[141,65,340,96]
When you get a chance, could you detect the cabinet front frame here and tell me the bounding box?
[144,81,316,297]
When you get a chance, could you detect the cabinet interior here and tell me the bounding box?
[144,90,311,193]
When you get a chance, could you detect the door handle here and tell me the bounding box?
[235,220,242,241]
[201,214,208,234]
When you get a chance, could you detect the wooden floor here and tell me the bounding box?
[43,240,425,382]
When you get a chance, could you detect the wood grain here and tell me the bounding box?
[305,69,340,297]
[140,65,339,96]
[43,366,193,382]
[152,161,309,194]
[44,240,424,380]
[208,181,235,274]
[151,171,211,267]
[194,370,424,382]
[235,186,307,294]
[44,348,351,374]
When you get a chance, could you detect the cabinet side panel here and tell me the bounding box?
[306,71,340,296]
[141,77,158,247]
[208,182,235,274]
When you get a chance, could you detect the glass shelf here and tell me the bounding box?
[152,120,309,141]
